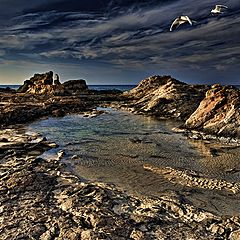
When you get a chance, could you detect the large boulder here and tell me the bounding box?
[63,79,88,94]
[185,84,240,138]
[125,75,209,120]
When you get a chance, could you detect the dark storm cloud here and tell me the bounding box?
[0,0,239,84]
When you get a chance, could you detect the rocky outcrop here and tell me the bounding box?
[17,71,57,94]
[121,75,239,139]
[17,71,88,95]
[185,84,240,138]
[124,75,209,120]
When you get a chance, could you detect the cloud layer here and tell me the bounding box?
[0,0,239,84]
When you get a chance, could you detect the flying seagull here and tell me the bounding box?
[211,5,228,14]
[170,16,193,31]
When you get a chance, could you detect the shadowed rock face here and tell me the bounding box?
[185,84,240,138]
[63,80,88,94]
[124,75,209,120]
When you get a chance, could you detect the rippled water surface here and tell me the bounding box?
[28,108,240,215]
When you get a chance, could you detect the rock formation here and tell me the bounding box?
[63,80,88,94]
[18,71,56,94]
[124,75,209,120]
[17,71,88,95]
[185,84,240,138]
[121,75,240,139]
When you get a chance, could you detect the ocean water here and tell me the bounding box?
[28,108,240,216]
[0,84,135,91]
[0,85,20,90]
[89,85,136,91]
[1,84,239,91]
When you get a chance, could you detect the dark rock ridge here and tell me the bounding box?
[0,87,16,93]
[17,71,88,95]
[184,84,240,138]
[123,75,209,120]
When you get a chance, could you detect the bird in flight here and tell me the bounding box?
[211,5,228,14]
[170,16,193,31]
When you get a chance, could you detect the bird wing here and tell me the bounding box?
[216,5,228,10]
[170,18,180,31]
[185,16,193,25]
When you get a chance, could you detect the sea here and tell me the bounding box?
[0,84,239,91]
[0,84,136,91]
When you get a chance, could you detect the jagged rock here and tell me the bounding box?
[17,72,88,95]
[124,75,209,120]
[230,229,240,240]
[17,71,61,94]
[54,74,61,85]
[185,85,240,138]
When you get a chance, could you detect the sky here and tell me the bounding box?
[0,0,239,85]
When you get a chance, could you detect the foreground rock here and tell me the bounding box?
[121,75,240,139]
[185,84,240,138]
[1,130,240,239]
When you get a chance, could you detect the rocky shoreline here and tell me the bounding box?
[0,72,240,239]
[1,129,240,239]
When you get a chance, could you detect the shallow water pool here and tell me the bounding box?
[28,108,240,216]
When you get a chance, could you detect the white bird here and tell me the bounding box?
[170,16,193,31]
[211,5,228,14]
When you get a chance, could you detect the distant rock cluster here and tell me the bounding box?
[17,71,88,95]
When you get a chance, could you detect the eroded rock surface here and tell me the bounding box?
[119,75,239,139]
[1,130,240,239]
[123,75,209,120]
[185,84,240,138]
